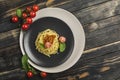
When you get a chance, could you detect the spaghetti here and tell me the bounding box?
[35,29,59,57]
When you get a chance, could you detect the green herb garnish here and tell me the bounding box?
[22,54,37,74]
[22,54,29,71]
[40,43,45,48]
[59,42,66,52]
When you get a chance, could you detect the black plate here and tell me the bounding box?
[23,17,74,67]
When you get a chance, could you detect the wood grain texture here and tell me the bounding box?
[57,0,111,12]
[0,0,120,49]
[0,69,25,80]
[0,45,22,72]
[0,0,120,80]
[85,23,120,49]
[0,29,19,49]
[75,0,120,25]
[53,50,120,80]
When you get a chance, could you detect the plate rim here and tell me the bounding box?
[19,7,85,73]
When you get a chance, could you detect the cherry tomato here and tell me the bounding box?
[22,12,27,18]
[40,72,47,78]
[11,16,18,23]
[26,17,32,24]
[44,42,51,48]
[30,11,36,18]
[22,23,29,30]
[26,6,32,12]
[27,71,33,78]
[59,36,66,43]
[32,4,39,12]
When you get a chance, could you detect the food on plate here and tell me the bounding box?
[59,42,66,52]
[35,29,66,57]
[35,29,59,57]
[59,36,66,43]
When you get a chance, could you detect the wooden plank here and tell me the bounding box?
[0,69,25,80]
[0,0,35,18]
[84,15,120,33]
[85,23,120,50]
[80,15,120,50]
[57,0,111,12]
[0,45,22,72]
[0,0,68,32]
[82,40,120,60]
[0,29,19,49]
[0,20,20,33]
[75,0,120,25]
[53,50,120,80]
[0,2,46,24]
[0,0,120,80]
[0,0,67,23]
[116,77,120,80]
[0,0,111,22]
[0,0,46,16]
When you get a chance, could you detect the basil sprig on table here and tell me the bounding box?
[22,54,37,74]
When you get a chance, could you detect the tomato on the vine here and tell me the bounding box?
[22,23,29,30]
[40,72,47,78]
[22,12,27,18]
[27,71,33,78]
[26,17,32,24]
[32,4,39,12]
[30,11,36,18]
[11,16,18,23]
[26,6,32,12]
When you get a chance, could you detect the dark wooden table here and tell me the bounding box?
[1,0,120,80]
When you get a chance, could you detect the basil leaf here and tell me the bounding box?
[22,54,29,72]
[40,43,44,48]
[16,9,22,17]
[59,43,66,52]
